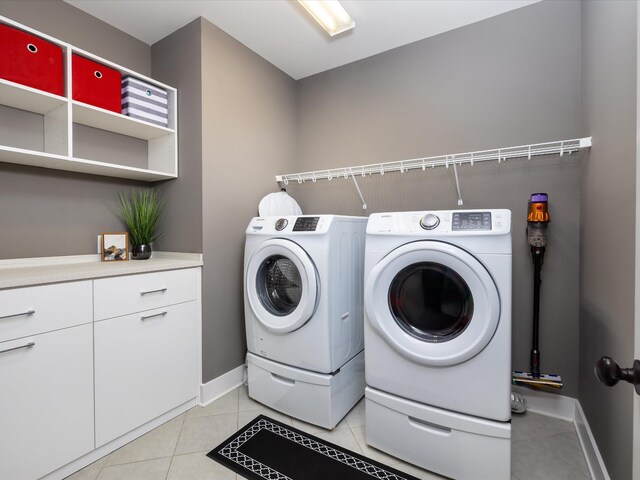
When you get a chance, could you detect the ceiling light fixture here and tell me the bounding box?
[297,0,355,37]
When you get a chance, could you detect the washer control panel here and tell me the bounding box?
[275,218,288,231]
[247,215,344,235]
[451,211,491,231]
[293,217,320,232]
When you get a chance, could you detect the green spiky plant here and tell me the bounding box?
[118,189,164,247]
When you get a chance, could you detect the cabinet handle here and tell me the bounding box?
[140,288,167,296]
[0,341,35,355]
[140,311,167,321]
[0,309,35,320]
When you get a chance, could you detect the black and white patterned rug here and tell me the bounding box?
[207,415,420,480]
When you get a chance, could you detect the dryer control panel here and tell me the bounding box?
[367,209,511,236]
[451,211,492,231]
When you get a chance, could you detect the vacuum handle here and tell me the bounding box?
[595,356,640,395]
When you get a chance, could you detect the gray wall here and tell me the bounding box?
[150,18,298,383]
[579,2,638,479]
[291,0,583,397]
[200,19,298,381]
[151,19,203,254]
[0,0,152,259]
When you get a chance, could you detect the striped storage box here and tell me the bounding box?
[121,76,169,127]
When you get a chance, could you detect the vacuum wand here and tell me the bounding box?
[512,193,563,390]
[530,246,544,377]
[527,193,549,378]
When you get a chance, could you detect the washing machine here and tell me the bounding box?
[244,215,367,428]
[363,209,512,480]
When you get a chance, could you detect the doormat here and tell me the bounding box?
[207,415,420,480]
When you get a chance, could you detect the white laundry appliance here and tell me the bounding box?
[244,215,367,428]
[363,209,512,480]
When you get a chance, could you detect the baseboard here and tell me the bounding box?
[574,401,611,480]
[515,387,610,480]
[513,386,576,421]
[200,364,246,406]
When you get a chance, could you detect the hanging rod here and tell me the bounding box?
[275,137,592,185]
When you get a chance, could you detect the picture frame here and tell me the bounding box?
[101,232,129,262]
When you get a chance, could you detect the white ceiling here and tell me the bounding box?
[64,0,540,80]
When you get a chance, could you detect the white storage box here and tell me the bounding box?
[247,351,364,429]
[365,387,511,480]
[121,76,169,127]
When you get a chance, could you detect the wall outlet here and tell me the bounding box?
[97,235,102,254]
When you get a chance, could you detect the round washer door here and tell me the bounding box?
[365,241,500,366]
[246,238,319,333]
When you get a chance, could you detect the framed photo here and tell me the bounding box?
[101,232,129,262]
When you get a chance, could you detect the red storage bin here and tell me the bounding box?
[72,54,121,113]
[0,24,64,96]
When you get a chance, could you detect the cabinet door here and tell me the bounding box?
[0,324,94,480]
[95,301,198,446]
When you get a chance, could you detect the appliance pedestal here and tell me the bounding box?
[247,351,364,429]
[365,387,511,480]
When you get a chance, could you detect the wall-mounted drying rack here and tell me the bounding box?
[275,137,592,209]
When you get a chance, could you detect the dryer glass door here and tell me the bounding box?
[246,238,318,333]
[365,241,500,366]
[389,261,474,343]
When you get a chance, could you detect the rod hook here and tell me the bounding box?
[351,173,367,210]
[452,162,464,206]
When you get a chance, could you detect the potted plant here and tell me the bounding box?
[118,189,164,260]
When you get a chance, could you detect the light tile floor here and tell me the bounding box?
[67,386,590,480]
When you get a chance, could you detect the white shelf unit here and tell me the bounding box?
[0,16,177,182]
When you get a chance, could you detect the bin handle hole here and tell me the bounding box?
[94,70,103,79]
[27,44,37,53]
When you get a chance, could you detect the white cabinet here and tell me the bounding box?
[0,15,178,182]
[0,324,94,480]
[95,301,198,446]
[0,261,201,480]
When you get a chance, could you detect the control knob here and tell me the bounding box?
[420,214,440,230]
[275,218,288,231]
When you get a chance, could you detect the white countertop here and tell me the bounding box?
[0,252,203,290]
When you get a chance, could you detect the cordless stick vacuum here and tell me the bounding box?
[512,193,563,390]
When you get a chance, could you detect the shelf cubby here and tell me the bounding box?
[0,15,178,182]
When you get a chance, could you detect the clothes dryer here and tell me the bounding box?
[244,215,367,428]
[364,210,512,479]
